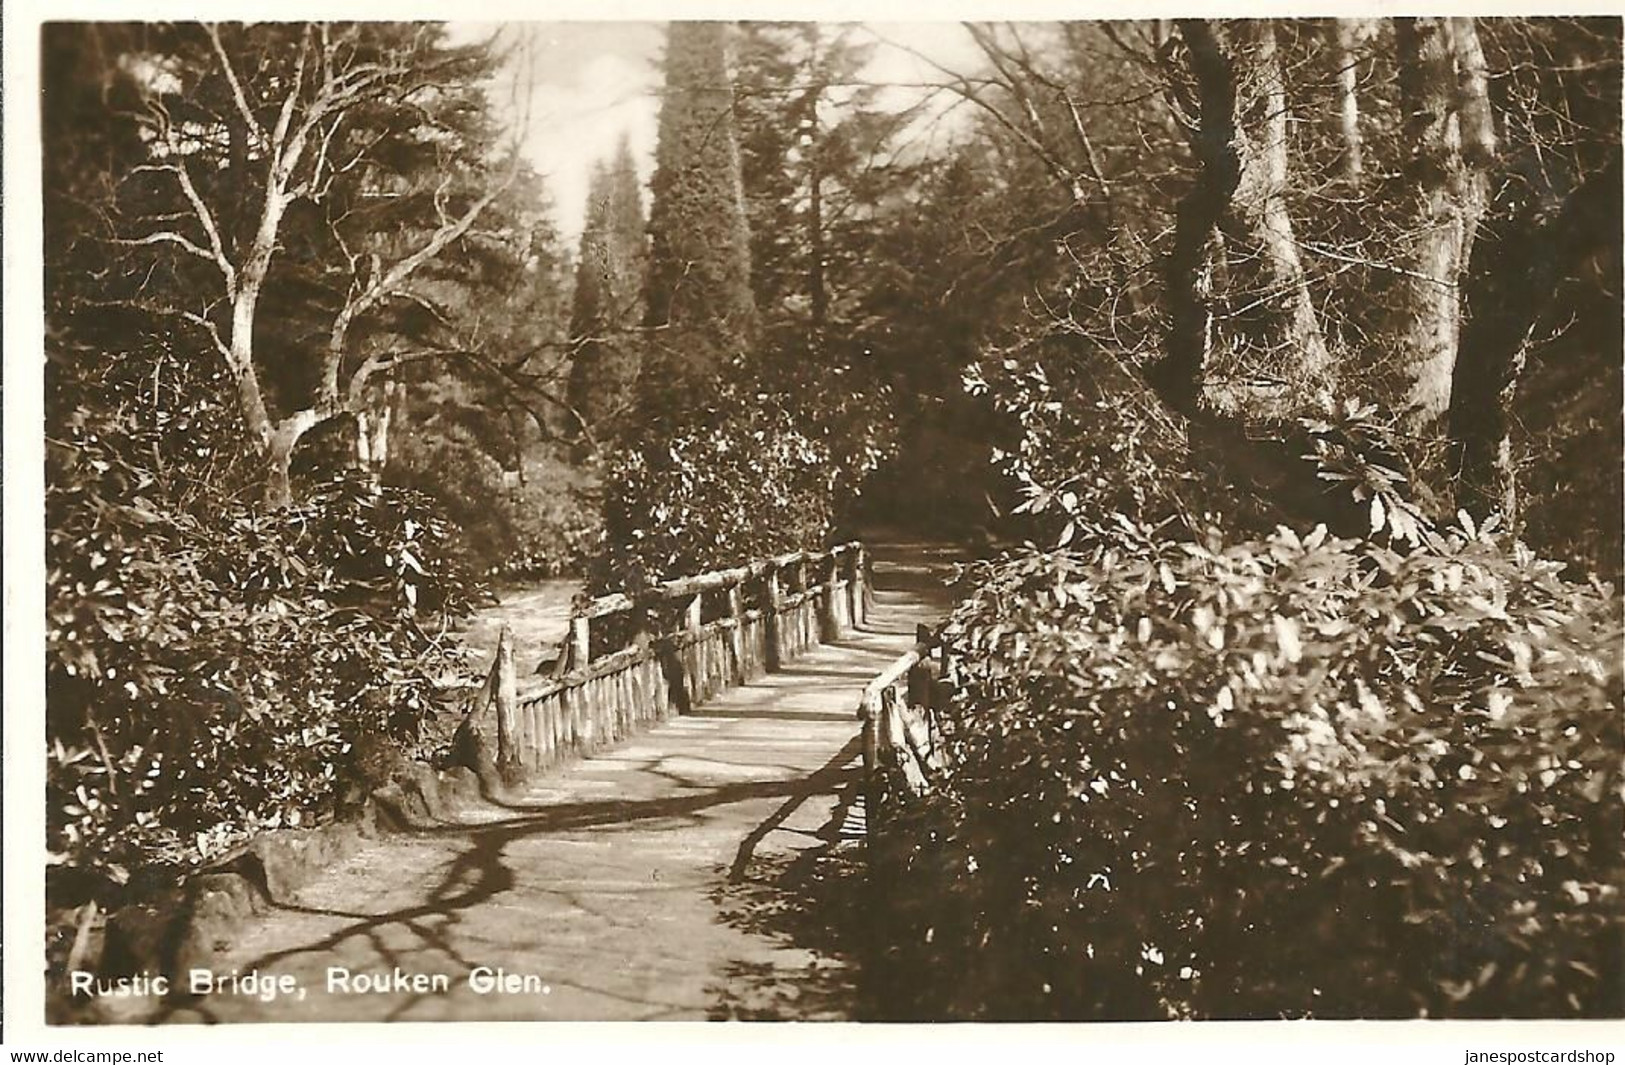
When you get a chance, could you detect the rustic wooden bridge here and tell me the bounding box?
[118,540,958,1023]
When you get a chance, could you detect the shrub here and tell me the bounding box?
[47,440,477,890]
[388,431,602,584]
[964,343,1199,535]
[599,395,841,587]
[871,514,1622,1019]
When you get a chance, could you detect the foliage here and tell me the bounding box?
[598,393,843,588]
[734,22,901,352]
[605,22,906,584]
[46,402,477,887]
[871,513,1622,1019]
[61,22,537,504]
[842,140,1103,536]
[641,21,759,425]
[39,24,576,892]
[566,138,647,451]
[964,339,1202,536]
[880,19,1619,564]
[390,430,601,584]
[37,25,1624,1028]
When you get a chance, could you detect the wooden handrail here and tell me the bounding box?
[578,593,634,620]
[859,647,924,716]
[858,625,947,836]
[554,542,866,673]
[469,541,871,781]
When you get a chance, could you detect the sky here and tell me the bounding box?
[448,21,988,245]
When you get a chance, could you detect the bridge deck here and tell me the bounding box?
[144,542,956,1023]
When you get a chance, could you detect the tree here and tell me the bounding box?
[1159,19,1332,417]
[903,18,1617,560]
[736,21,915,365]
[1448,153,1621,522]
[639,21,758,426]
[103,23,524,504]
[1392,17,1496,436]
[565,137,647,454]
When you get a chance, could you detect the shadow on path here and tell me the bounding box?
[705,814,873,1020]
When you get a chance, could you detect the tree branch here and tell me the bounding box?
[204,23,266,142]
[145,153,238,293]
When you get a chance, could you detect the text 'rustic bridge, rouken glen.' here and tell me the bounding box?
[109,541,956,1023]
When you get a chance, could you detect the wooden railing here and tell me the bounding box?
[857,626,949,834]
[463,543,871,781]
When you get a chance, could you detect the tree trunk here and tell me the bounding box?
[803,24,829,358]
[355,380,397,488]
[1332,19,1367,184]
[1449,17,1497,170]
[1448,153,1620,523]
[808,133,827,357]
[1161,19,1331,415]
[262,409,321,508]
[1162,184,1229,417]
[1160,20,1240,415]
[227,290,274,450]
[264,436,296,509]
[1235,20,1332,406]
[1394,16,1494,436]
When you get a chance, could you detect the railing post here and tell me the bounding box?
[631,596,652,652]
[793,555,809,653]
[685,591,703,633]
[850,542,867,625]
[569,613,591,674]
[819,551,840,642]
[726,578,744,680]
[857,542,873,623]
[859,687,879,840]
[494,623,520,781]
[764,565,783,671]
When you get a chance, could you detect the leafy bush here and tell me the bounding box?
[389,432,601,584]
[870,514,1622,1019]
[964,343,1200,534]
[598,387,880,588]
[47,431,477,889]
[485,494,602,585]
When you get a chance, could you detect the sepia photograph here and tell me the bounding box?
[10,5,1624,1038]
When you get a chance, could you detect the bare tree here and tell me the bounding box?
[125,23,523,504]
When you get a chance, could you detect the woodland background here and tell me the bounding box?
[40,19,1623,1018]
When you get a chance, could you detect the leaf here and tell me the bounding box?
[1370,495,1387,534]
[1272,614,1303,664]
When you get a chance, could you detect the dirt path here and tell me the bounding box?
[460,579,581,679]
[133,544,957,1023]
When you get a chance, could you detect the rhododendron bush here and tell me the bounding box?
[870,511,1621,1018]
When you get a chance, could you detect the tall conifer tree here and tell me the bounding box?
[639,21,758,425]
[567,137,646,453]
